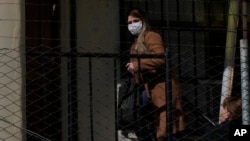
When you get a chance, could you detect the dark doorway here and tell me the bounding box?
[25,0,62,140]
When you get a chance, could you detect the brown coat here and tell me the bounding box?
[130,31,185,138]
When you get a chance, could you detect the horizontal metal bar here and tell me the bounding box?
[26,52,166,58]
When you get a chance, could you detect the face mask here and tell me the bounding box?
[128,21,142,35]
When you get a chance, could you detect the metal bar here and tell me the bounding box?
[68,0,78,140]
[88,57,94,141]
[192,0,199,129]
[219,0,240,124]
[240,39,250,125]
[166,1,173,140]
[26,52,166,58]
[241,0,250,126]
[114,58,118,141]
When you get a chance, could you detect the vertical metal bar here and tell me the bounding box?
[176,0,181,72]
[88,57,94,141]
[137,57,141,123]
[240,39,250,125]
[165,1,173,140]
[68,0,78,140]
[219,0,239,124]
[160,0,165,38]
[192,0,198,129]
[205,0,211,118]
[165,52,173,141]
[241,0,250,125]
[114,58,118,141]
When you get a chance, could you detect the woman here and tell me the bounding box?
[125,8,185,140]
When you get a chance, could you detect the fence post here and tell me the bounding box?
[240,0,250,126]
[219,0,240,124]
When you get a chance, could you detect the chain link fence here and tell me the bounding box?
[0,0,249,141]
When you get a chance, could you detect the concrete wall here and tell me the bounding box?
[0,0,25,140]
[77,1,119,141]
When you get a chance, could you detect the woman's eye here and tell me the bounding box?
[133,19,139,23]
[128,19,140,24]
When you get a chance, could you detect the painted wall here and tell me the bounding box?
[0,0,25,140]
[77,0,119,141]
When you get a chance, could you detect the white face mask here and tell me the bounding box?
[128,21,142,35]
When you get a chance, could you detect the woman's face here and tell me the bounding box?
[127,15,142,35]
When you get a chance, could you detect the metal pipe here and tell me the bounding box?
[68,0,78,140]
[165,1,173,140]
[240,0,249,126]
[219,0,239,124]
[240,39,250,125]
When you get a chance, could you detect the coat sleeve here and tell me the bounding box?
[132,32,166,72]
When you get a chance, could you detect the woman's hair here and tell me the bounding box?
[223,96,242,120]
[127,8,150,54]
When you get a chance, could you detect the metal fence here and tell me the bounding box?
[0,0,250,141]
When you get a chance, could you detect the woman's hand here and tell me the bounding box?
[126,63,135,74]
